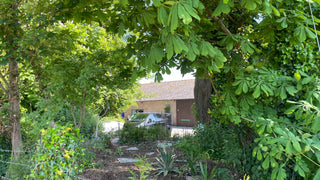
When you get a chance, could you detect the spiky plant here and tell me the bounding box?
[155,147,179,176]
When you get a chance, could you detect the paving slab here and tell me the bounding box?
[126,147,139,151]
[111,137,120,145]
[145,152,155,156]
[118,158,138,163]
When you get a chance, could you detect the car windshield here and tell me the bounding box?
[129,114,148,122]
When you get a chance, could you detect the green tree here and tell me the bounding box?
[0,0,26,159]
[32,22,138,128]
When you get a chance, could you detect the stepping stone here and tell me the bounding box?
[126,147,139,151]
[118,158,138,163]
[145,152,155,156]
[111,137,119,145]
[119,146,128,148]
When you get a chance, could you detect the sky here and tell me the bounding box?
[139,68,195,84]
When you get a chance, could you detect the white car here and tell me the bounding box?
[127,113,170,128]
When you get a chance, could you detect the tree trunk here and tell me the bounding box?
[194,77,213,124]
[8,59,22,159]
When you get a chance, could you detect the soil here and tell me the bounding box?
[80,139,186,180]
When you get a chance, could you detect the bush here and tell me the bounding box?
[119,123,170,144]
[86,132,112,151]
[175,123,257,178]
[28,125,86,179]
[55,107,97,138]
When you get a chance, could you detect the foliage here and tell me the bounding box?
[100,114,125,123]
[0,129,11,176]
[5,153,32,180]
[86,132,112,151]
[28,125,86,180]
[194,123,244,164]
[175,123,259,177]
[119,123,170,144]
[164,104,171,113]
[129,155,153,180]
[1,0,320,179]
[174,135,202,176]
[155,146,179,176]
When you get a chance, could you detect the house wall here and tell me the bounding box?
[176,99,197,126]
[124,100,177,125]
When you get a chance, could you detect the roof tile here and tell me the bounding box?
[138,79,195,101]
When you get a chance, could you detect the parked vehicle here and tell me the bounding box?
[127,112,171,128]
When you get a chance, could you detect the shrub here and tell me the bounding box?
[86,132,112,151]
[119,124,170,144]
[174,135,203,176]
[28,125,86,179]
[175,123,255,178]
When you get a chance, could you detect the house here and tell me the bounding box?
[124,79,197,127]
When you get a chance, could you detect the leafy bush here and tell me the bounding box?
[175,123,257,178]
[28,125,86,179]
[86,132,112,151]
[55,107,96,138]
[119,123,170,144]
[174,135,203,176]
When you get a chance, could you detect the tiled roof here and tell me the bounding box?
[138,79,195,101]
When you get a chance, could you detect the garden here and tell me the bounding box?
[1,0,320,179]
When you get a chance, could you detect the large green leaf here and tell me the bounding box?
[213,3,230,16]
[253,85,261,98]
[305,27,316,39]
[294,26,307,42]
[172,35,188,53]
[314,169,320,180]
[166,36,174,59]
[312,117,320,132]
[158,6,168,25]
[241,40,255,54]
[178,4,192,24]
[149,44,165,63]
[182,3,200,21]
[262,155,270,169]
[246,0,257,10]
[169,4,179,33]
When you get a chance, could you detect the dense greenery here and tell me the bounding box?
[119,124,170,144]
[28,125,86,179]
[1,0,320,179]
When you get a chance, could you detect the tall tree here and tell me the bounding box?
[31,22,137,127]
[0,0,25,159]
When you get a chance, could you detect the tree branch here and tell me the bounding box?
[0,71,9,88]
[212,16,232,36]
[209,77,220,99]
[0,105,9,111]
[0,81,8,96]
[239,116,255,123]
